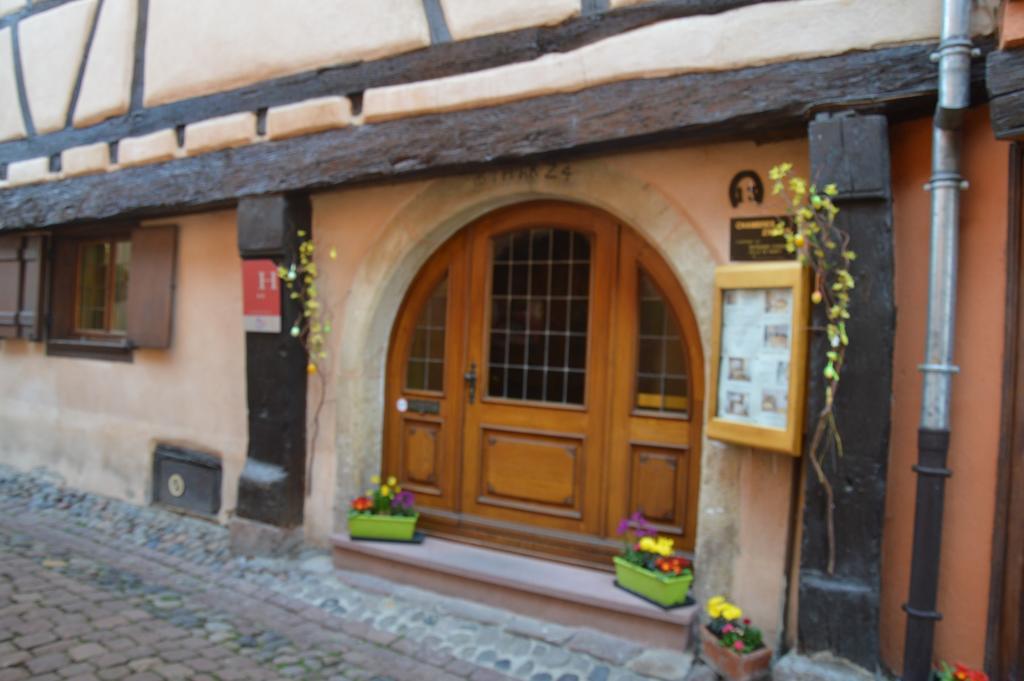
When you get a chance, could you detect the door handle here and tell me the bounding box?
[464,363,477,404]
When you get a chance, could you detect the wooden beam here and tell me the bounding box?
[798,113,894,669]
[0,0,787,165]
[236,194,309,529]
[0,41,988,231]
[989,50,1024,140]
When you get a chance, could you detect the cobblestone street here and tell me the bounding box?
[0,467,700,681]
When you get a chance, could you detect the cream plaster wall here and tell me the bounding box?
[439,0,579,41]
[363,0,997,122]
[0,28,25,142]
[0,211,247,520]
[143,0,430,107]
[0,0,25,18]
[73,0,136,128]
[18,0,97,133]
[308,139,807,643]
[0,0,998,186]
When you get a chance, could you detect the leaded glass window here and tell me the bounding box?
[635,270,689,414]
[405,277,447,391]
[487,228,590,404]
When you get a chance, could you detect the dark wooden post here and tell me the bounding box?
[797,113,895,669]
[231,194,310,552]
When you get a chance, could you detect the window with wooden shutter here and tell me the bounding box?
[126,225,177,349]
[0,234,45,341]
[46,223,178,359]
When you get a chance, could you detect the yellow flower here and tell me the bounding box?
[395,486,402,494]
[708,602,725,618]
[722,605,743,621]
[655,537,674,556]
[639,535,675,556]
[387,476,397,487]
[370,475,381,485]
[380,485,391,497]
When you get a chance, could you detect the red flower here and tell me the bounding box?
[722,623,734,634]
[733,641,745,652]
[743,618,751,625]
[351,496,372,512]
[953,664,988,681]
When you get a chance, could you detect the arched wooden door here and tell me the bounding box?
[383,201,702,569]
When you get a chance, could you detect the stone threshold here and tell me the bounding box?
[331,533,699,651]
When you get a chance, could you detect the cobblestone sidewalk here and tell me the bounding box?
[0,466,707,681]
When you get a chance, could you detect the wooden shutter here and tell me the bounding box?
[18,236,44,340]
[49,237,79,339]
[127,225,178,349]
[0,236,19,338]
[0,234,45,340]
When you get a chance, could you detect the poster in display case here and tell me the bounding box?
[707,261,810,456]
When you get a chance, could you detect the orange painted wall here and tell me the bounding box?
[880,108,1010,672]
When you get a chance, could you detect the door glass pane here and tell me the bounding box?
[405,276,447,391]
[488,228,590,404]
[635,270,689,415]
[77,242,110,331]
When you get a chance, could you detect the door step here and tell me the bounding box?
[331,533,699,650]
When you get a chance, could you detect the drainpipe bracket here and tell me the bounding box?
[902,603,944,621]
[911,463,953,478]
[929,37,976,63]
[917,362,960,374]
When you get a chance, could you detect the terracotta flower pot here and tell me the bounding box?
[700,626,772,681]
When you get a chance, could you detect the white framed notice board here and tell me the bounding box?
[706,261,810,456]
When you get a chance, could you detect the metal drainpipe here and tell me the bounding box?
[901,1,977,679]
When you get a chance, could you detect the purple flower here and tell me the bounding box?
[631,512,657,537]
[616,517,630,535]
[393,490,415,508]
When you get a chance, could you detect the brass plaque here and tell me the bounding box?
[407,399,440,415]
[729,217,794,262]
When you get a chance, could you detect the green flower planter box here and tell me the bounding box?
[613,555,693,607]
[348,512,419,541]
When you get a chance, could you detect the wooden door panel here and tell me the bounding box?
[477,426,583,518]
[385,201,703,566]
[384,232,468,513]
[629,444,689,536]
[461,202,616,536]
[606,229,704,553]
[400,417,443,495]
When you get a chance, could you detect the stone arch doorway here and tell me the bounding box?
[381,200,703,568]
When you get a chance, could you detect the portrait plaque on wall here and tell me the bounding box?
[729,216,794,261]
[707,261,809,456]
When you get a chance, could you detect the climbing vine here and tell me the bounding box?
[770,162,855,575]
[278,232,337,494]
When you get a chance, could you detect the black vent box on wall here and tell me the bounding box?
[152,443,222,517]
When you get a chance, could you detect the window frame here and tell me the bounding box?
[47,223,135,362]
[71,236,132,338]
[632,267,691,419]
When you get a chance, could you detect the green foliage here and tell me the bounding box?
[277,235,336,375]
[277,235,337,497]
[769,163,856,575]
